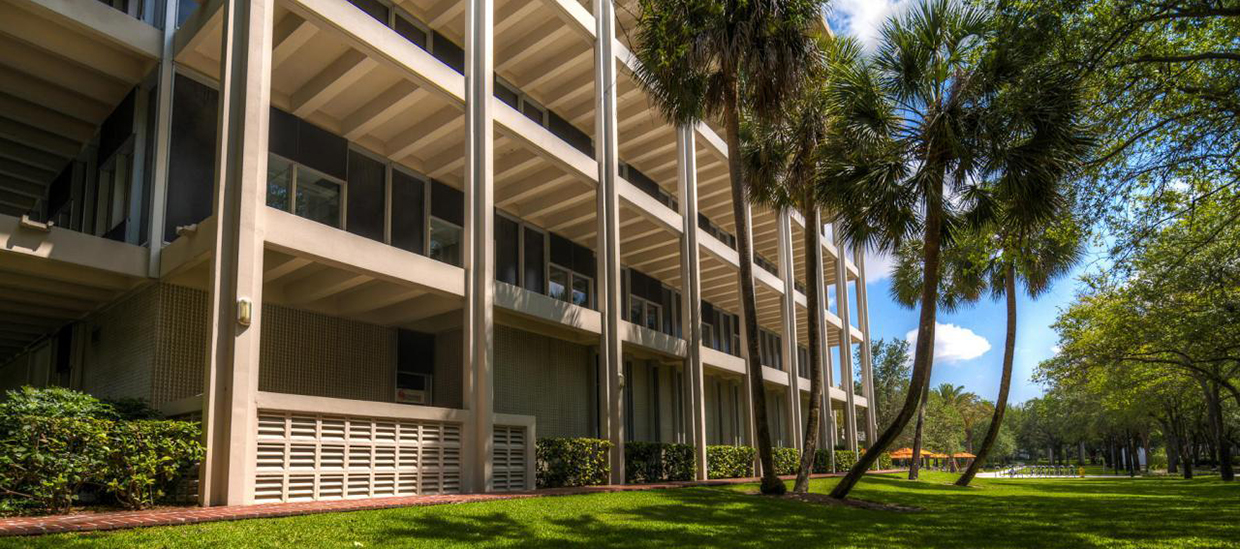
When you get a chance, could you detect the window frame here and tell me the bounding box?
[266,151,348,229]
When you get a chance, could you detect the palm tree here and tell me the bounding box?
[741,34,866,493]
[632,0,824,495]
[822,0,1002,499]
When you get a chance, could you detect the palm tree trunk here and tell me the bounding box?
[794,206,826,493]
[909,397,927,480]
[957,262,1017,486]
[722,85,784,495]
[830,185,944,499]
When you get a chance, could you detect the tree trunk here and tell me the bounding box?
[830,179,945,500]
[909,395,927,480]
[722,88,783,495]
[793,207,825,493]
[1203,381,1234,481]
[957,263,1017,486]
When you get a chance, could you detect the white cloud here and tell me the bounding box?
[905,323,992,365]
[827,0,914,52]
[1050,345,1062,356]
[862,249,895,284]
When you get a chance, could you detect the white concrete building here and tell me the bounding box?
[0,0,877,506]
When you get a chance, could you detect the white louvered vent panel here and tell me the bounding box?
[252,410,462,503]
[493,425,529,492]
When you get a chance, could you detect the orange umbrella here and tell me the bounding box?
[953,452,976,459]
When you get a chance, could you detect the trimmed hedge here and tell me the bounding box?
[814,449,832,474]
[835,450,858,472]
[876,451,894,470]
[0,416,203,512]
[706,445,755,479]
[625,442,694,483]
[536,438,612,488]
[772,447,799,476]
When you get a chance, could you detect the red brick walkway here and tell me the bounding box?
[0,470,900,537]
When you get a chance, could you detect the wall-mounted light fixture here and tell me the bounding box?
[237,298,252,327]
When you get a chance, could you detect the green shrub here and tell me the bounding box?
[536,438,612,488]
[834,450,858,472]
[625,442,695,483]
[706,445,754,479]
[877,452,894,470]
[0,387,117,431]
[103,398,163,420]
[101,420,203,509]
[772,447,799,476]
[813,449,831,474]
[0,416,108,513]
[0,388,204,514]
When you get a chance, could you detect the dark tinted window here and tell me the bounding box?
[495,79,519,109]
[347,0,389,24]
[430,180,463,226]
[394,13,428,48]
[495,214,519,285]
[346,150,386,242]
[549,233,572,268]
[521,100,545,124]
[523,226,544,293]
[98,89,135,165]
[391,170,425,254]
[548,111,592,157]
[432,31,464,74]
[268,107,298,160]
[176,0,198,27]
[165,74,218,242]
[297,117,347,180]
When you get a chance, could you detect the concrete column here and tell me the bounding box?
[145,0,180,275]
[777,212,801,450]
[854,249,878,446]
[813,212,836,465]
[463,0,495,493]
[593,0,624,484]
[676,125,707,480]
[200,0,275,507]
[833,227,858,453]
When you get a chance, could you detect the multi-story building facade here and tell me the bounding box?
[0,0,878,506]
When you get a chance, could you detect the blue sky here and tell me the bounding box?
[826,0,1098,404]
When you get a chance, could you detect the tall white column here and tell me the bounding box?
[593,0,624,484]
[833,228,858,453]
[855,249,878,446]
[777,212,801,450]
[200,0,274,507]
[676,125,708,480]
[463,0,495,493]
[145,0,179,275]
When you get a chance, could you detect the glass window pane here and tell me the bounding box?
[495,214,519,285]
[346,149,386,242]
[521,100,545,125]
[266,155,292,211]
[166,74,218,242]
[629,297,643,324]
[548,266,568,302]
[571,275,590,308]
[395,14,427,48]
[390,169,424,254]
[523,227,544,293]
[429,217,462,266]
[347,0,389,24]
[295,166,341,227]
[646,303,660,331]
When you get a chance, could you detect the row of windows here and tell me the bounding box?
[701,301,740,356]
[494,213,595,309]
[698,214,737,249]
[759,329,783,371]
[623,267,682,338]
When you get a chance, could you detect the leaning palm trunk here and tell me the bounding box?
[793,206,826,493]
[909,396,927,480]
[957,262,1017,486]
[830,189,945,499]
[723,84,785,495]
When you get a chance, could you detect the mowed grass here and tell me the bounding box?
[7,472,1237,548]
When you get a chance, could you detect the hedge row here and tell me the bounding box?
[624,442,694,483]
[706,445,755,479]
[0,416,202,513]
[536,437,612,488]
[772,447,799,476]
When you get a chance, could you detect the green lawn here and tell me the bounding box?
[8,472,1237,548]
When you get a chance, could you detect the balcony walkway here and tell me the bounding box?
[0,470,900,536]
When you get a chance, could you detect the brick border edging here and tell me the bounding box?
[0,470,902,537]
